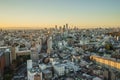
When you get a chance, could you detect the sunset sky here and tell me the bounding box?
[0,0,120,29]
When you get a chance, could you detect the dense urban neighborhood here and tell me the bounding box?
[0,24,120,80]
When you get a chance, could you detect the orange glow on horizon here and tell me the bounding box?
[0,22,120,30]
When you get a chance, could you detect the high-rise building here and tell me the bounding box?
[0,47,12,67]
[4,48,11,67]
[66,24,68,30]
[41,34,47,53]
[63,25,66,32]
[30,47,39,62]
[0,51,5,79]
[36,41,42,54]
[55,25,57,30]
[27,60,32,70]
[11,46,16,61]
[47,37,52,54]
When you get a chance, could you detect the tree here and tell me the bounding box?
[105,43,114,50]
[4,74,12,80]
[105,44,110,50]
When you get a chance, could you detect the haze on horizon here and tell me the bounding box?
[0,0,120,29]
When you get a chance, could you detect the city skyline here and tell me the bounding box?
[0,0,120,29]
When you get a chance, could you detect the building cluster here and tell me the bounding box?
[0,25,120,80]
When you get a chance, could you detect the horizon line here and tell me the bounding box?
[1,26,120,30]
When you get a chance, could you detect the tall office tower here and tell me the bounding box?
[11,46,16,60]
[47,37,53,54]
[42,34,47,44]
[39,38,42,52]
[0,52,5,79]
[55,25,57,30]
[59,26,62,33]
[63,25,66,32]
[4,48,11,67]
[41,34,47,53]
[30,46,39,62]
[66,24,68,30]
[36,40,42,54]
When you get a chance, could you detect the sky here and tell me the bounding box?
[0,0,120,29]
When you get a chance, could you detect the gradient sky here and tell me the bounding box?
[0,0,120,29]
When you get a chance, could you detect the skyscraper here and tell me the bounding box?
[47,37,53,54]
[66,24,68,30]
